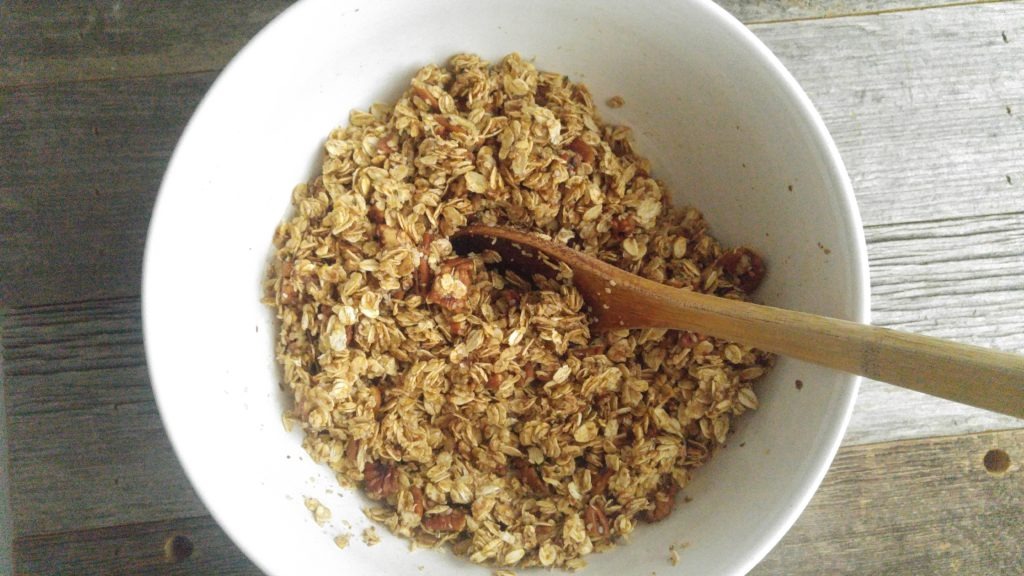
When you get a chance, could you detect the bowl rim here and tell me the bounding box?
[142,0,870,574]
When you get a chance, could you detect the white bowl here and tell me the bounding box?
[143,0,869,574]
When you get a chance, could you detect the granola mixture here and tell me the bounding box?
[267,53,773,570]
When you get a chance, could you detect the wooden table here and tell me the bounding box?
[2,1,1022,574]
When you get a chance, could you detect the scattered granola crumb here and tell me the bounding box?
[607,95,625,108]
[494,570,518,576]
[669,547,680,566]
[795,379,804,390]
[304,497,331,526]
[362,526,381,546]
[334,533,351,549]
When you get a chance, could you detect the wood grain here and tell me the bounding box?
[0,0,291,88]
[754,427,1024,575]
[3,0,1024,573]
[2,299,206,537]
[867,212,1024,349]
[12,427,1022,575]
[0,0,991,88]
[0,73,215,308]
[0,350,13,576]
[15,516,260,576]
[718,0,1006,23]
[753,2,1024,225]
[849,379,1024,445]
[3,3,1022,308]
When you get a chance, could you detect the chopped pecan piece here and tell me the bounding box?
[717,247,766,292]
[449,320,465,336]
[368,386,382,413]
[433,114,455,137]
[410,486,425,517]
[534,524,555,543]
[280,283,298,305]
[412,85,438,110]
[363,461,399,500]
[422,510,466,533]
[644,482,679,523]
[590,467,614,495]
[367,205,385,224]
[426,258,474,312]
[514,459,548,495]
[570,345,606,358]
[584,503,611,539]
[569,137,596,165]
[610,214,637,236]
[345,439,361,464]
[417,257,431,295]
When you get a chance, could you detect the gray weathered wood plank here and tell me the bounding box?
[2,299,207,537]
[0,72,216,308]
[842,212,1024,445]
[13,427,1023,575]
[15,515,261,576]
[753,427,1024,575]
[0,345,12,576]
[753,2,1024,225]
[0,0,292,88]
[2,1,996,88]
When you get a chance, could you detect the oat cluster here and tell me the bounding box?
[268,53,773,570]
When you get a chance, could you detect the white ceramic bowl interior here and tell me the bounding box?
[144,0,869,574]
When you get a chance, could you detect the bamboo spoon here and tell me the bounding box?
[452,224,1024,419]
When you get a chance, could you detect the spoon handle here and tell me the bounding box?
[604,279,1024,418]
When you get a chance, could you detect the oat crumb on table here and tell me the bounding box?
[607,95,625,108]
[267,52,773,570]
[334,533,351,549]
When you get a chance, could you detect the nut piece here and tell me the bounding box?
[422,510,467,533]
[426,258,474,311]
[610,214,637,236]
[410,486,426,516]
[584,503,611,539]
[569,137,596,165]
[515,459,549,495]
[363,461,399,500]
[717,247,766,292]
[644,483,679,523]
[590,467,614,496]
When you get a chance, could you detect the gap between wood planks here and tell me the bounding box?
[11,427,1023,576]
[862,209,1024,233]
[742,0,1015,25]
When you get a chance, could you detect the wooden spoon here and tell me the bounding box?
[452,224,1024,418]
